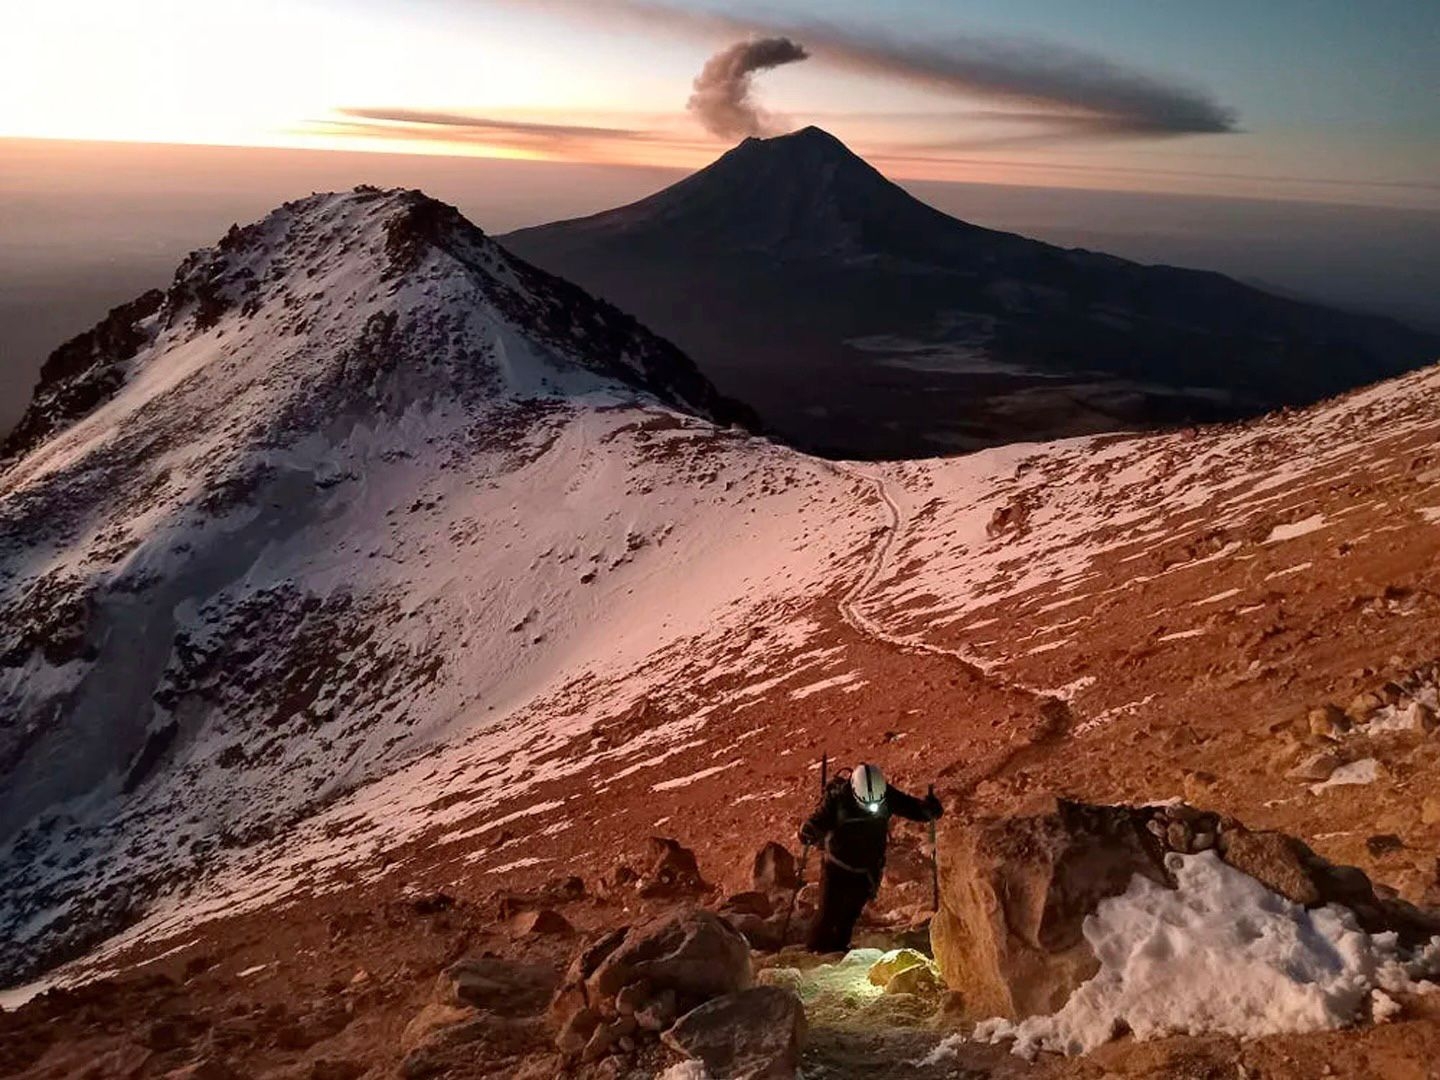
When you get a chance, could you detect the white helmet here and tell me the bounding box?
[851,763,886,809]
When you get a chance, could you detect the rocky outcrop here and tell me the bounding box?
[549,907,754,1070]
[932,798,1440,1024]
[587,908,751,1003]
[1,289,164,464]
[662,986,806,1080]
[395,955,556,1078]
[930,800,1171,1021]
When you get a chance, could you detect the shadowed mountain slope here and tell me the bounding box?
[504,127,1440,458]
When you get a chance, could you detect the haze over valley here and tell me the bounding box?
[5,137,1438,439]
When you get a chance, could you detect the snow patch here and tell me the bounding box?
[972,851,1440,1058]
[652,761,737,791]
[1265,515,1327,544]
[1158,628,1206,643]
[1311,757,1380,794]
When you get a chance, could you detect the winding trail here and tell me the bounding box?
[830,462,1079,753]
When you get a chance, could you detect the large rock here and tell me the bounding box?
[400,1003,474,1056]
[932,799,1440,1026]
[398,1013,546,1080]
[1218,825,1440,946]
[866,948,929,988]
[587,908,752,1005]
[752,843,798,893]
[510,908,573,937]
[1216,828,1323,905]
[638,836,709,898]
[929,800,1171,1021]
[435,956,559,1016]
[662,987,806,1080]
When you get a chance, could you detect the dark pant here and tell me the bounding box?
[807,862,874,952]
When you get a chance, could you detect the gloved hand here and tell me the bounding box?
[924,792,944,820]
[799,821,821,847]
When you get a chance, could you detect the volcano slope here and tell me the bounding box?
[4,190,1440,1078]
[504,126,1440,459]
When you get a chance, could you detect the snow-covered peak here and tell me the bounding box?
[2,187,736,469]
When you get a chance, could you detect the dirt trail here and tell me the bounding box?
[834,462,1074,710]
[830,463,1079,799]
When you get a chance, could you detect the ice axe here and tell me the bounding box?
[781,753,826,945]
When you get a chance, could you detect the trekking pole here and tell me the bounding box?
[928,783,940,913]
[780,753,827,946]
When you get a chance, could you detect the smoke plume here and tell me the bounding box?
[687,37,810,139]
[502,1,1238,144]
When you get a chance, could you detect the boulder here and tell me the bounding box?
[601,863,640,896]
[885,964,942,998]
[723,912,784,953]
[436,956,559,1016]
[1217,828,1323,906]
[587,907,752,1005]
[1307,704,1350,739]
[929,800,1171,1021]
[1347,692,1384,725]
[401,1003,474,1056]
[548,927,628,1038]
[719,891,774,918]
[1286,749,1340,782]
[662,987,806,1080]
[634,987,678,1032]
[866,948,929,988]
[510,908,573,936]
[554,1006,599,1056]
[1215,826,1440,945]
[398,1013,545,1080]
[638,837,709,898]
[752,843,799,893]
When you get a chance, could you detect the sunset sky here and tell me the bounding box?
[3,0,1439,206]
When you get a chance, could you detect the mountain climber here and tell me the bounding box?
[799,763,942,952]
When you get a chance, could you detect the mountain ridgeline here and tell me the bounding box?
[0,187,764,981]
[504,126,1440,458]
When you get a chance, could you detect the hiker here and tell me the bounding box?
[799,762,942,952]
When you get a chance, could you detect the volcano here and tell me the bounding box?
[503,127,1440,458]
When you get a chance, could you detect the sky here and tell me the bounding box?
[3,0,1438,208]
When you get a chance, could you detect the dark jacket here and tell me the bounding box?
[800,777,939,881]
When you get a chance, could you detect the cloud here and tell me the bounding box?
[687,37,809,139]
[494,1,1239,144]
[334,107,653,148]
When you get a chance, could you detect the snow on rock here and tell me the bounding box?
[0,188,865,986]
[971,852,1440,1059]
[864,364,1440,680]
[1311,758,1381,794]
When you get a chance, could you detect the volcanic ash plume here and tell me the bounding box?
[688,37,809,139]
